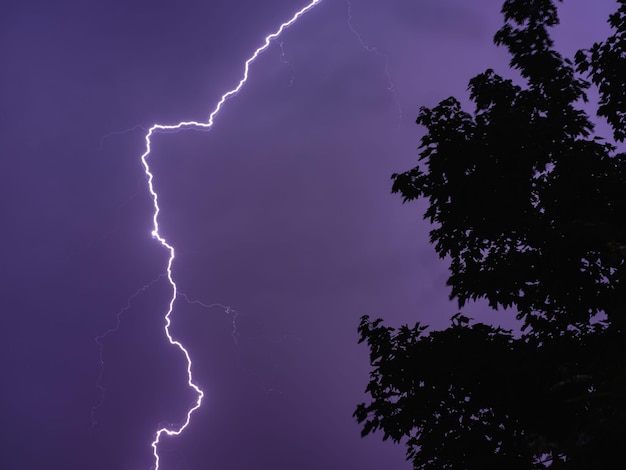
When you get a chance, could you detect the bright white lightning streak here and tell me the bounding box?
[140,1,321,468]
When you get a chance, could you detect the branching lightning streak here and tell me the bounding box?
[346,0,402,120]
[92,274,166,428]
[98,124,148,152]
[178,292,240,345]
[140,1,321,468]
[278,41,297,87]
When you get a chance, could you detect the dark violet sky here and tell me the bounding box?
[0,1,617,469]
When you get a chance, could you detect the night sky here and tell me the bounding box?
[1,1,617,469]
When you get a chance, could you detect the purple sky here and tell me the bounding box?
[1,1,617,469]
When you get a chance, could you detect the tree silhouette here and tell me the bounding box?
[355,1,626,468]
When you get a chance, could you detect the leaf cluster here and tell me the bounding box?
[391,0,626,333]
[355,315,626,469]
[356,1,626,468]
[576,2,626,142]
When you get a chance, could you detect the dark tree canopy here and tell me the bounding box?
[355,1,626,468]
[391,0,626,334]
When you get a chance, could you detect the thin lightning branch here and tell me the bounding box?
[139,2,322,468]
[98,124,148,152]
[177,292,285,396]
[278,41,297,87]
[92,274,166,428]
[178,292,240,345]
[178,292,290,398]
[346,0,402,120]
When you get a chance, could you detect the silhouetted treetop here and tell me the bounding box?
[391,0,626,334]
[356,1,626,468]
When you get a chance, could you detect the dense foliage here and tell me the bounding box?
[355,1,626,468]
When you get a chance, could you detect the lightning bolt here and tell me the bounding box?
[138,1,322,468]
